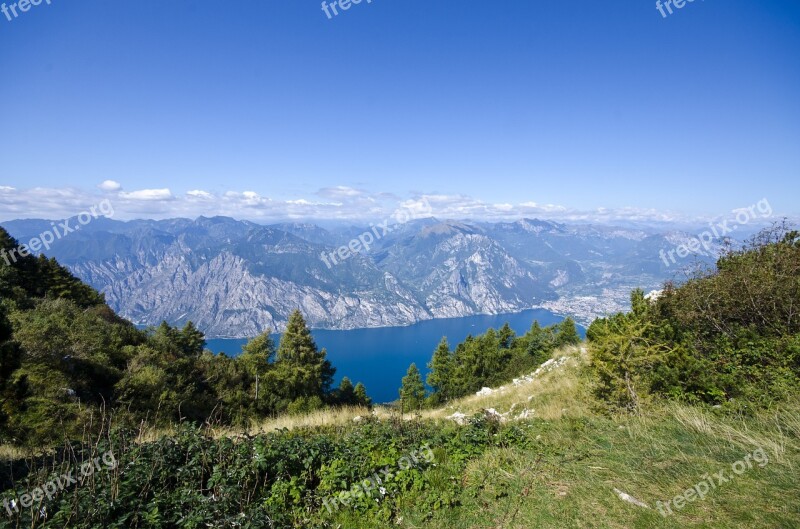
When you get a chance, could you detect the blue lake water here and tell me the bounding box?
[205,309,581,404]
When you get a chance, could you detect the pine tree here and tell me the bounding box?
[337,376,356,405]
[426,337,453,403]
[274,310,335,403]
[239,331,276,406]
[399,363,426,413]
[526,321,554,363]
[555,317,581,347]
[0,228,104,308]
[277,310,319,363]
[179,322,206,357]
[151,321,182,354]
[630,288,649,317]
[354,382,371,408]
[458,329,499,391]
[449,337,473,398]
[499,322,515,349]
[240,331,276,365]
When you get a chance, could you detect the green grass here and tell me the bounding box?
[392,411,798,528]
[2,345,798,528]
[329,347,800,528]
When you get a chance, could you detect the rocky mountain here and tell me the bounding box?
[0,216,703,337]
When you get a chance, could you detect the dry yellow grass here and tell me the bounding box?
[665,400,798,464]
[210,405,397,439]
[420,345,592,423]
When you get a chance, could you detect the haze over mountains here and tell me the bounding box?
[1,215,724,338]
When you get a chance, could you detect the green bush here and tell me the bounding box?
[588,227,800,411]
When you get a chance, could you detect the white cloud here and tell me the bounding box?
[119,188,174,201]
[229,191,270,208]
[98,180,122,192]
[187,190,214,200]
[0,184,783,227]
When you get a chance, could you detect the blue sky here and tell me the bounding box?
[1,0,799,222]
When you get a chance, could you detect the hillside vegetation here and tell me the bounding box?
[588,226,800,411]
[2,345,797,528]
[0,226,371,447]
[0,225,798,528]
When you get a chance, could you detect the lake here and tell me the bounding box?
[205,309,581,404]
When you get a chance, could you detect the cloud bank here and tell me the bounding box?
[0,183,786,227]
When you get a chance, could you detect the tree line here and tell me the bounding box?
[399,318,582,412]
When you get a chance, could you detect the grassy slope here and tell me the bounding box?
[309,346,799,528]
[2,345,797,528]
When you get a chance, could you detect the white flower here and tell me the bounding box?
[379,487,387,496]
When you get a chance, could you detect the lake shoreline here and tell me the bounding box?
[206,309,582,404]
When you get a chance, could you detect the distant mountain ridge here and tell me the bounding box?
[1,216,704,337]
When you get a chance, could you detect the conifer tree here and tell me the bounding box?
[239,331,276,406]
[240,331,276,365]
[354,382,371,407]
[499,322,515,349]
[399,363,425,412]
[274,310,335,403]
[179,322,206,357]
[527,321,554,363]
[426,337,453,403]
[337,376,356,405]
[555,317,581,347]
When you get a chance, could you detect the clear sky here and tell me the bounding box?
[1,0,799,222]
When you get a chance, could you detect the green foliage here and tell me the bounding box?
[233,330,277,416]
[337,376,356,403]
[0,230,364,445]
[498,322,514,349]
[287,395,325,415]
[0,304,21,436]
[332,377,371,408]
[589,226,800,411]
[554,317,581,348]
[414,318,579,408]
[272,310,336,407]
[526,321,556,364]
[400,363,426,412]
[426,337,453,405]
[588,308,675,411]
[0,228,105,309]
[0,416,540,528]
[240,330,276,367]
[353,382,371,408]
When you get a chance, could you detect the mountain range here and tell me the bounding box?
[0,216,716,337]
